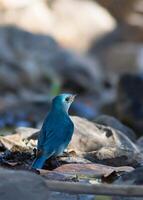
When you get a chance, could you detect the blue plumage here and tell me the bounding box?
[32,93,75,169]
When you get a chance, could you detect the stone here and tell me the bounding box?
[115,74,143,136]
[89,0,143,81]
[94,115,136,142]
[13,127,39,139]
[0,168,49,200]
[113,167,143,200]
[0,0,115,51]
[89,25,143,85]
[48,192,94,200]
[95,0,135,23]
[115,167,143,185]
[69,116,141,166]
[0,167,94,200]
[0,26,102,95]
[0,127,38,152]
[95,0,143,35]
[136,137,143,153]
[54,163,134,178]
[13,116,141,167]
[58,156,92,165]
[90,42,143,83]
[40,170,78,182]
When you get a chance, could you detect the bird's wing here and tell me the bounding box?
[38,113,74,152]
[37,114,54,150]
[37,129,53,150]
[43,119,74,146]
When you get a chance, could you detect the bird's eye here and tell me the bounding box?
[65,97,70,102]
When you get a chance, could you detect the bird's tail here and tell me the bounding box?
[31,155,48,169]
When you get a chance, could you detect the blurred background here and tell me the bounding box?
[0,0,143,136]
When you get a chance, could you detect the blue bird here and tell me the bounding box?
[32,93,75,169]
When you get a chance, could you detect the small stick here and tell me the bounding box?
[45,180,143,197]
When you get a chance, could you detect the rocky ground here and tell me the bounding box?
[0,115,143,200]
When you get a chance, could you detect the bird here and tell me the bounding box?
[32,93,76,169]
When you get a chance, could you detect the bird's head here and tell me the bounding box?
[52,93,76,113]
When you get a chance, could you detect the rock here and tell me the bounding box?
[95,0,143,37]
[41,163,133,199]
[14,116,141,166]
[13,127,39,139]
[136,137,143,153]
[94,115,136,142]
[0,167,94,200]
[89,23,143,84]
[54,163,134,179]
[0,0,115,51]
[0,26,102,95]
[90,25,143,55]
[58,156,92,165]
[69,116,141,166]
[90,42,143,83]
[71,94,99,119]
[0,168,49,200]
[40,170,78,182]
[48,192,94,200]
[115,167,143,185]
[105,43,143,76]
[95,0,135,23]
[71,101,97,119]
[113,167,143,200]
[0,127,38,152]
[115,74,143,136]
[89,0,143,78]
[39,163,133,185]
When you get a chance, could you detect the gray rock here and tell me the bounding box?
[0,167,94,200]
[112,196,142,200]
[94,115,136,142]
[116,74,143,136]
[0,168,49,200]
[48,192,94,200]
[0,0,115,51]
[69,116,141,166]
[95,0,136,23]
[136,137,143,153]
[13,127,39,139]
[114,167,143,185]
[17,116,141,166]
[53,163,133,178]
[113,167,143,200]
[89,41,143,85]
[0,127,38,152]
[0,26,102,95]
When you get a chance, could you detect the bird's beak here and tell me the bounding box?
[70,94,76,102]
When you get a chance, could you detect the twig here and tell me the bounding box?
[45,180,143,197]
